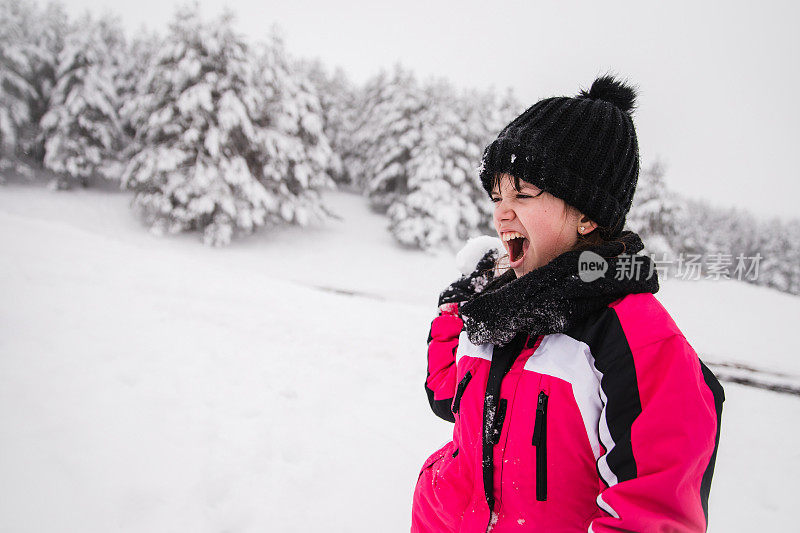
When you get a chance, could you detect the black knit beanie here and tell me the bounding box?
[479,75,640,238]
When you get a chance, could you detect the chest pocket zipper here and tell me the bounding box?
[452,371,473,414]
[532,390,549,501]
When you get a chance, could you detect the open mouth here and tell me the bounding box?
[502,231,529,264]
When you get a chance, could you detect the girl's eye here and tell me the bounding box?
[515,191,543,199]
[491,190,543,202]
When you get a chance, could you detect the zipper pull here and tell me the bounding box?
[532,391,548,445]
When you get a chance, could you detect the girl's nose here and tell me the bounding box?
[495,200,515,221]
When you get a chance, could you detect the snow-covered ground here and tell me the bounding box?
[1,182,798,532]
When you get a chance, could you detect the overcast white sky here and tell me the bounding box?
[60,0,799,220]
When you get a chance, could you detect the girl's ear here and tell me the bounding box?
[577,214,599,235]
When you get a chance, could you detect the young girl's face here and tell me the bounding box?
[491,174,581,277]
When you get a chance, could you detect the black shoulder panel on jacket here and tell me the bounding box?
[699,360,725,523]
[565,306,641,485]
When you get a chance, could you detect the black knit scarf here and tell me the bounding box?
[459,230,660,347]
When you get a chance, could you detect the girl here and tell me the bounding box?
[411,75,724,532]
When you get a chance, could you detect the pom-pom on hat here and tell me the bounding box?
[479,74,640,238]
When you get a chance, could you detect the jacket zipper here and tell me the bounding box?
[479,332,528,529]
[452,371,472,414]
[532,390,549,501]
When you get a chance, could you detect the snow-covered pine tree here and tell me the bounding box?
[118,27,163,163]
[0,0,33,171]
[462,87,522,233]
[387,81,491,249]
[779,218,800,294]
[756,217,783,291]
[41,13,125,189]
[626,159,680,256]
[0,0,67,173]
[24,0,68,165]
[339,73,383,192]
[661,192,800,295]
[726,212,798,295]
[476,86,523,142]
[300,59,356,187]
[122,7,264,245]
[358,65,425,212]
[354,69,523,250]
[122,7,333,245]
[383,81,523,250]
[247,33,335,228]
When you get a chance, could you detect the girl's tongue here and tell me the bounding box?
[509,237,529,263]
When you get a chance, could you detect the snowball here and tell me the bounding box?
[456,235,504,275]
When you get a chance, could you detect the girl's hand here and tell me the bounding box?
[438,248,500,309]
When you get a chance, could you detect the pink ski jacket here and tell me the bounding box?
[412,292,724,532]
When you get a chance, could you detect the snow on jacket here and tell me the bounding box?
[411,238,725,533]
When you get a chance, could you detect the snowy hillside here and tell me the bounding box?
[1,182,798,532]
